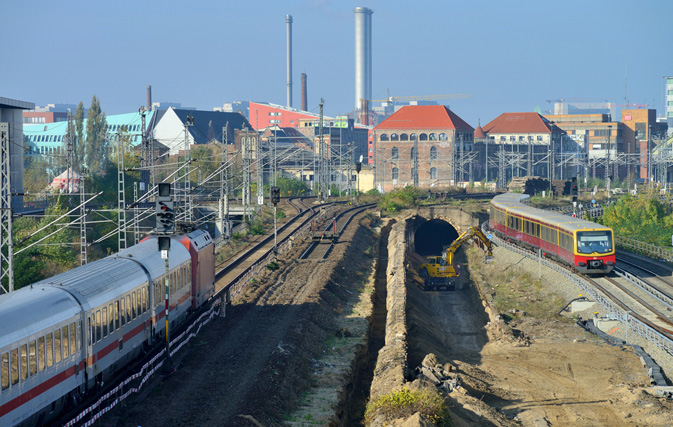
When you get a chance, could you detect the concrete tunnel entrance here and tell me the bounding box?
[414,219,459,256]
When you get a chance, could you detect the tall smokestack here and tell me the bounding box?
[354,7,367,111]
[286,14,293,108]
[146,85,152,110]
[366,9,373,103]
[301,73,307,111]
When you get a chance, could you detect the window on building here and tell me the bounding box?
[419,133,428,141]
[500,136,506,142]
[438,133,448,141]
[410,133,417,140]
[429,133,437,141]
[380,133,389,141]
[430,167,437,180]
[400,133,409,141]
[430,146,438,160]
[391,133,399,141]
[392,146,399,160]
[537,135,543,141]
[392,167,399,180]
[519,136,525,141]
[510,136,516,141]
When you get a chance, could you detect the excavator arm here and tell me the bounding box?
[442,226,493,265]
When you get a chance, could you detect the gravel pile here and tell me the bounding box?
[493,243,673,384]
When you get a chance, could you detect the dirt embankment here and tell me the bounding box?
[368,219,410,401]
[377,212,673,427]
[102,212,380,426]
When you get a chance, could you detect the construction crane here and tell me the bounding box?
[369,93,470,103]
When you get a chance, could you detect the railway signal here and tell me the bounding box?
[156,183,175,234]
[270,186,280,255]
[270,186,281,205]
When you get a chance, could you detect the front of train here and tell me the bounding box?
[573,227,615,274]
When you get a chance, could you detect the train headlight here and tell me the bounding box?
[606,261,615,266]
[577,262,587,267]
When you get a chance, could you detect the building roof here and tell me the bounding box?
[374,105,473,131]
[0,96,34,110]
[474,125,486,138]
[154,108,250,144]
[482,112,552,134]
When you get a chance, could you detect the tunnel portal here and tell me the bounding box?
[414,219,459,256]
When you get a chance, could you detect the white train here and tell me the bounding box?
[0,230,215,426]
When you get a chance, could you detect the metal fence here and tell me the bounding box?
[616,235,673,263]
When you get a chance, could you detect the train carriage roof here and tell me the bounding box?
[491,193,612,234]
[0,286,81,348]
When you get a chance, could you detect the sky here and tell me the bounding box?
[3,0,671,127]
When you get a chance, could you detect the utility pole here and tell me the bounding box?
[498,142,505,189]
[606,125,611,197]
[242,128,251,221]
[413,134,419,187]
[527,135,533,177]
[318,98,327,200]
[0,123,14,293]
[220,126,230,239]
[256,127,264,207]
[117,129,127,251]
[156,183,175,372]
[459,133,465,183]
[648,124,653,187]
[80,167,88,264]
[183,115,194,223]
[451,133,457,185]
[140,107,149,195]
[133,182,140,246]
[65,111,75,194]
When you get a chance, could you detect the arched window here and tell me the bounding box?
[430,146,438,160]
[400,133,409,141]
[419,133,428,141]
[430,167,438,180]
[410,147,417,160]
[380,133,389,141]
[429,133,437,141]
[391,146,399,160]
[410,133,417,140]
[392,167,399,180]
[439,133,448,141]
[391,133,399,141]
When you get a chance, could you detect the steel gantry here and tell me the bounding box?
[0,123,13,292]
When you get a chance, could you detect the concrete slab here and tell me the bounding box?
[570,301,597,312]
[594,319,621,334]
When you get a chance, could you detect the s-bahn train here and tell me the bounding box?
[0,230,215,427]
[489,193,615,274]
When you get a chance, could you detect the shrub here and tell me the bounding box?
[249,221,265,235]
[364,387,450,426]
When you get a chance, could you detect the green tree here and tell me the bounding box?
[601,193,673,246]
[23,155,52,195]
[85,95,109,175]
[276,176,310,196]
[74,101,85,167]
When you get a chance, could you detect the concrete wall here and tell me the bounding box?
[0,107,25,208]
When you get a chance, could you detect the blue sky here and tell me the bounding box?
[2,0,671,126]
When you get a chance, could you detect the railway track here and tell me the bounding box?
[299,203,376,260]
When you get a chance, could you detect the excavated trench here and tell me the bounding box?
[341,220,393,425]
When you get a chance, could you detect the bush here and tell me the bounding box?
[249,221,265,235]
[266,261,279,271]
[364,387,450,426]
[379,187,424,212]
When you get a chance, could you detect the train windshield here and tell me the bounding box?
[576,230,613,254]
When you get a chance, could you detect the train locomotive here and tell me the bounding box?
[489,193,615,274]
[0,230,215,427]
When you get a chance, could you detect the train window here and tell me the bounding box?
[46,333,53,367]
[136,290,141,315]
[126,295,132,323]
[38,337,45,372]
[115,301,120,330]
[94,311,100,344]
[536,224,540,238]
[10,348,18,385]
[120,298,126,327]
[76,322,82,352]
[70,323,76,353]
[103,307,108,337]
[142,287,148,312]
[108,304,114,333]
[29,341,37,376]
[20,344,27,381]
[132,292,137,319]
[55,329,62,363]
[63,325,70,358]
[1,352,7,389]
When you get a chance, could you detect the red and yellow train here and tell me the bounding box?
[489,193,615,274]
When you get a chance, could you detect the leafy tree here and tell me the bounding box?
[74,101,85,167]
[600,192,673,246]
[276,176,310,196]
[24,155,52,195]
[85,95,109,175]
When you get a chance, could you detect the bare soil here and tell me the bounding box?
[406,245,673,426]
[101,212,380,426]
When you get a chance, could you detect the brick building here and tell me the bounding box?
[372,105,473,192]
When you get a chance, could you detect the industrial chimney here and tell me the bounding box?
[286,14,293,108]
[354,7,373,113]
[146,85,152,110]
[301,73,307,111]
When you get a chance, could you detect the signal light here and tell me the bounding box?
[156,183,175,234]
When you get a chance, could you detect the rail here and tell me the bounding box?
[483,221,673,358]
[616,236,673,263]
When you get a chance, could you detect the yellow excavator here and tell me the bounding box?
[419,226,494,291]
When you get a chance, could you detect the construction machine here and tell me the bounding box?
[419,226,494,291]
